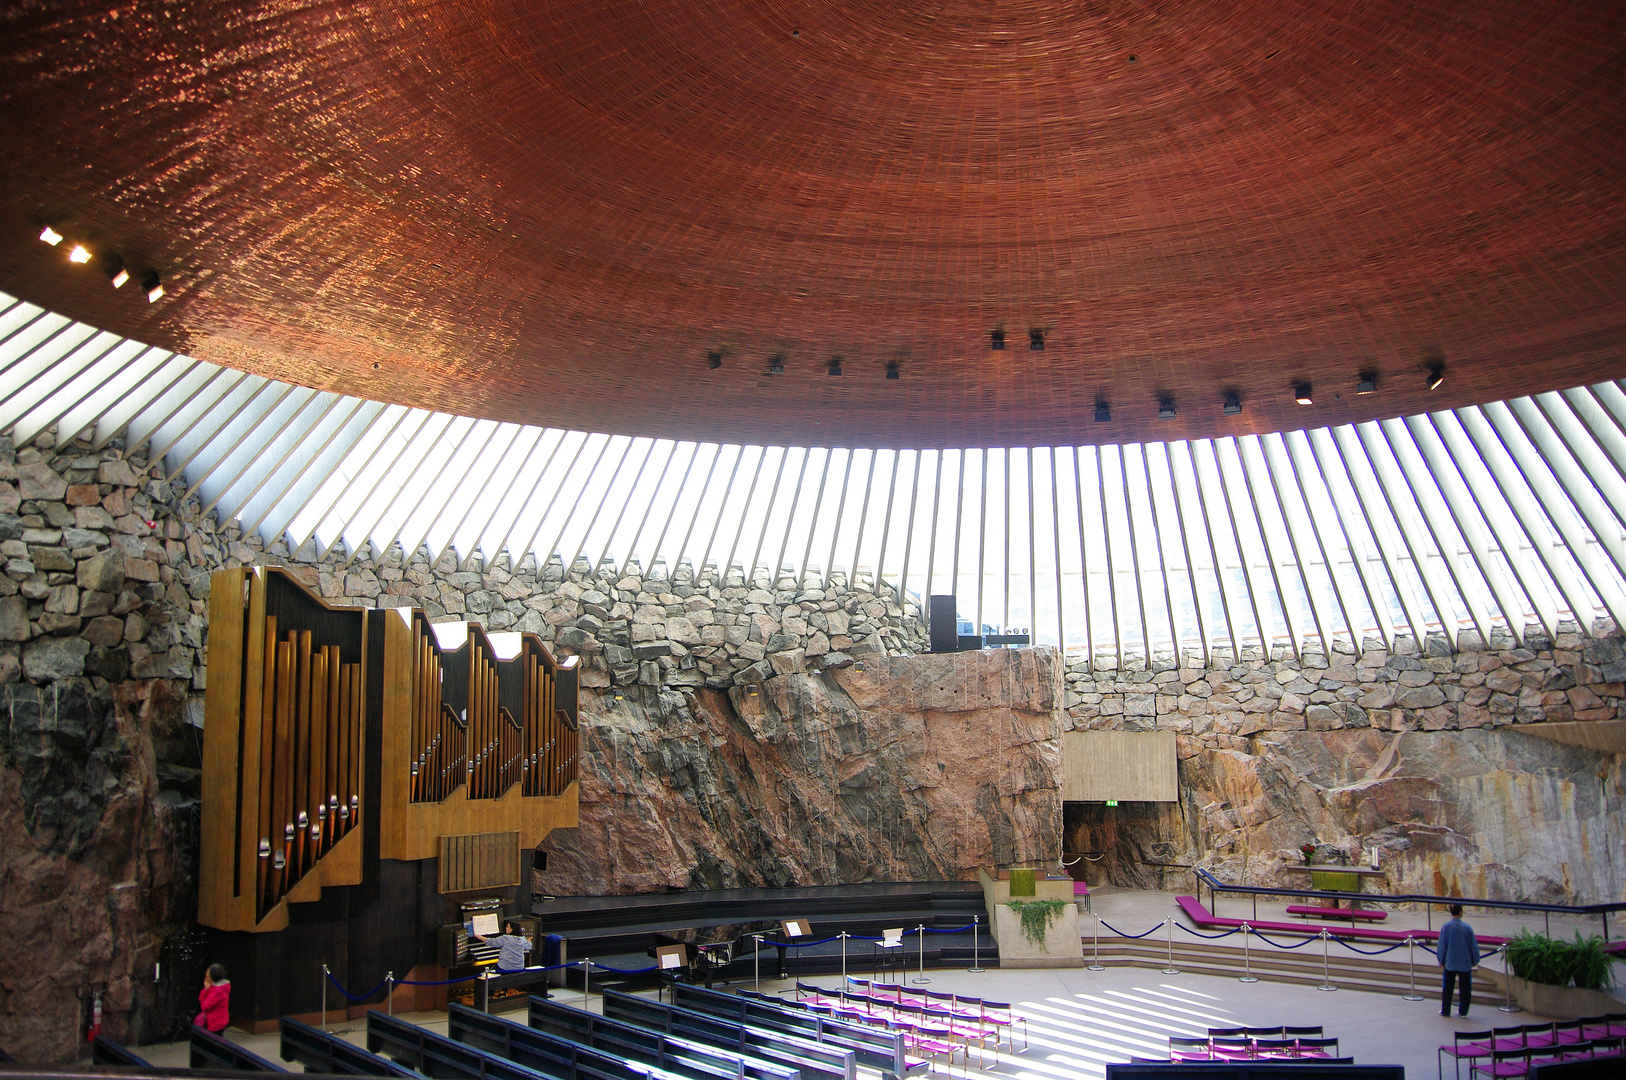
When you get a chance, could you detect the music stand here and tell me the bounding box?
[654,944,688,1002]
[777,920,809,980]
[874,927,904,981]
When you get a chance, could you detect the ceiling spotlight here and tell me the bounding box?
[1029,329,1045,351]
[768,355,784,374]
[102,254,128,288]
[1158,397,1176,419]
[39,225,63,246]
[1426,363,1445,391]
[707,350,723,369]
[1223,391,1242,415]
[990,329,1005,351]
[1293,382,1313,405]
[68,244,92,264]
[885,361,900,380]
[1356,373,1377,395]
[827,358,843,376]
[141,272,164,303]
[1094,402,1111,423]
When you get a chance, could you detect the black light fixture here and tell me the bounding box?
[1094,402,1111,422]
[1356,372,1377,395]
[1293,382,1313,405]
[1029,329,1045,351]
[1223,391,1242,415]
[1426,363,1445,391]
[707,350,723,369]
[141,272,164,302]
[38,224,63,246]
[827,357,843,376]
[885,361,900,380]
[990,329,1005,351]
[768,355,784,374]
[1158,397,1176,419]
[101,254,128,289]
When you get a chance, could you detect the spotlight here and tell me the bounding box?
[1029,329,1044,351]
[1426,363,1445,391]
[990,329,1005,351]
[1293,382,1313,405]
[1223,391,1242,415]
[885,361,900,380]
[707,350,723,369]
[827,358,843,376]
[39,225,63,246]
[68,244,92,264]
[1356,373,1377,395]
[102,254,128,288]
[1158,397,1176,419]
[768,355,784,374]
[1094,402,1111,422]
[141,272,164,302]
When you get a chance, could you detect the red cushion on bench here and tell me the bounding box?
[1285,904,1387,921]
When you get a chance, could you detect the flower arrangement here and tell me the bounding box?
[1300,843,1317,864]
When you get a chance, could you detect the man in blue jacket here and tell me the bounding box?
[1436,904,1480,1017]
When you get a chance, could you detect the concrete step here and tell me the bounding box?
[1086,935,1513,1008]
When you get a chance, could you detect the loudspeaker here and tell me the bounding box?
[929,595,958,653]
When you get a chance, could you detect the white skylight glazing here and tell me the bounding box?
[4,289,1625,662]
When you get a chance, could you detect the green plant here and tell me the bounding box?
[1505,928,1620,990]
[1008,899,1068,948]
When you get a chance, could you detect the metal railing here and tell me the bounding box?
[1192,868,1624,940]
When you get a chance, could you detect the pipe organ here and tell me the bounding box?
[200,567,579,935]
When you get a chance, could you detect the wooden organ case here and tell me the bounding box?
[199,567,579,1027]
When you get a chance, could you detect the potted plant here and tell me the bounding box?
[1502,929,1622,1018]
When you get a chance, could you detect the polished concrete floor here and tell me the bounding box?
[137,887,1625,1080]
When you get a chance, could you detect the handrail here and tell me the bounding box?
[1192,868,1624,936]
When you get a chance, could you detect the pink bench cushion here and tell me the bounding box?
[1285,904,1387,921]
[1175,895,1507,946]
[1074,881,1090,896]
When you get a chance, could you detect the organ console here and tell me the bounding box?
[199,566,579,935]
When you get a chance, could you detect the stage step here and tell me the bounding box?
[1085,933,1513,1007]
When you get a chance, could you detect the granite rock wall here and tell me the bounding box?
[2,426,1623,1062]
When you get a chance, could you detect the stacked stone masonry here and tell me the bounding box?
[1,429,1623,1062]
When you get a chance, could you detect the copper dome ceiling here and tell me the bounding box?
[2,0,1625,448]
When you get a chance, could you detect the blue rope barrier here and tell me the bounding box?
[324,970,389,1001]
[395,975,479,986]
[1099,919,1163,940]
[588,962,660,974]
[922,923,977,934]
[1330,937,1407,956]
[1249,929,1320,949]
[1175,923,1241,940]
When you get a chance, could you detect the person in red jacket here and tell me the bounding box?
[194,963,231,1033]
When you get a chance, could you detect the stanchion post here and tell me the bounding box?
[1087,914,1103,971]
[321,964,330,1033]
[1239,924,1257,983]
[387,972,395,1016]
[1498,949,1522,1013]
[1402,938,1423,1001]
[913,924,930,985]
[968,917,984,974]
[840,932,849,984]
[752,934,762,994]
[480,970,490,1013]
[1162,917,1179,974]
[582,959,590,1009]
[1317,930,1336,992]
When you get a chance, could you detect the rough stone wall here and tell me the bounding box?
[1060,641,1626,903]
[2,426,1623,1061]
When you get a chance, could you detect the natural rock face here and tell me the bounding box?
[2,425,1623,1062]
[1061,646,1626,902]
[535,647,1065,894]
